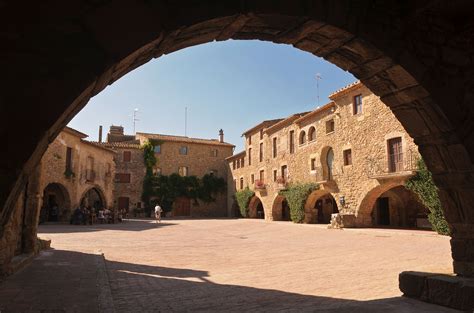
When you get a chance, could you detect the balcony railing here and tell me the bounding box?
[366,149,418,178]
[311,166,337,183]
[276,177,287,190]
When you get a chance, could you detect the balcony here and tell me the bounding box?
[254,179,266,190]
[366,150,418,180]
[276,177,288,191]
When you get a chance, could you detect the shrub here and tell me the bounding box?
[280,183,319,223]
[405,159,450,235]
[235,188,255,217]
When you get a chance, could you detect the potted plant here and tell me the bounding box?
[254,179,266,190]
[276,176,287,190]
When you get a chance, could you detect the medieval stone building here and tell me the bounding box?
[228,82,429,228]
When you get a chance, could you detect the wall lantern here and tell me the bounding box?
[339,196,345,206]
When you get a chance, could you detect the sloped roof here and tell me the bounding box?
[90,141,142,150]
[80,140,116,153]
[63,126,88,139]
[294,102,336,125]
[328,81,363,100]
[136,132,235,148]
[265,111,310,135]
[241,118,284,137]
[225,150,246,161]
[107,133,137,143]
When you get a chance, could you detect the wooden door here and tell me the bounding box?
[174,197,191,216]
[118,197,129,211]
[388,137,403,172]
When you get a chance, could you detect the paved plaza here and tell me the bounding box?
[0,219,460,312]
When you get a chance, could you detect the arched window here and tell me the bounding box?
[299,131,306,145]
[308,126,316,141]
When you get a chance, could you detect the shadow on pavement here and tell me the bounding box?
[0,249,459,313]
[38,219,176,234]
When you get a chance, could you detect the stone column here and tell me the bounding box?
[21,164,42,254]
[451,224,474,277]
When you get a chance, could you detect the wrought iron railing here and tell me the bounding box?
[366,149,418,177]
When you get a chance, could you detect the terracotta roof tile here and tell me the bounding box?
[328,80,362,100]
[136,132,235,147]
[89,141,142,149]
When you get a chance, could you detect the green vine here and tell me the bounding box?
[405,159,450,235]
[141,140,158,216]
[280,183,319,223]
[235,188,255,217]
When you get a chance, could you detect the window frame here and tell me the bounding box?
[343,149,352,166]
[353,94,363,115]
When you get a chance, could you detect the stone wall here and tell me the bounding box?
[228,82,421,226]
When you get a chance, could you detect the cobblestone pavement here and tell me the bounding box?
[3,219,460,312]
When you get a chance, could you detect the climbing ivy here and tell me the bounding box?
[405,159,450,235]
[235,188,255,217]
[280,183,319,223]
[141,140,158,216]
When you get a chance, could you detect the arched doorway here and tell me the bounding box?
[371,186,430,228]
[304,190,338,224]
[40,183,71,223]
[248,196,264,219]
[272,195,291,221]
[326,148,334,181]
[80,187,106,213]
[320,146,335,182]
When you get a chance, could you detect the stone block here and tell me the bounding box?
[399,271,429,298]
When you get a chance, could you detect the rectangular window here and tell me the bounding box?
[289,130,295,154]
[311,158,316,171]
[123,151,131,162]
[232,160,236,170]
[281,165,288,179]
[237,159,240,169]
[273,170,277,182]
[259,170,265,182]
[354,94,363,115]
[248,135,252,145]
[326,119,335,134]
[154,145,161,154]
[179,146,188,155]
[259,143,263,162]
[115,173,131,183]
[260,129,263,140]
[211,149,218,157]
[272,137,277,158]
[178,166,188,177]
[137,202,142,209]
[251,174,255,184]
[240,177,244,190]
[343,149,352,166]
[248,148,252,165]
[65,147,73,173]
[241,157,245,167]
[388,137,403,172]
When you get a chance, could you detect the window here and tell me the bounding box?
[289,130,295,154]
[260,129,263,140]
[115,173,131,183]
[248,148,252,165]
[153,167,162,176]
[273,169,277,181]
[281,165,288,179]
[241,157,245,167]
[137,202,142,209]
[232,160,236,170]
[65,147,73,173]
[86,156,95,181]
[343,149,352,166]
[211,149,218,157]
[354,94,363,115]
[272,137,277,158]
[299,131,306,144]
[251,174,255,184]
[123,151,131,162]
[311,158,316,171]
[326,119,335,133]
[308,127,316,141]
[259,143,263,162]
[240,177,244,190]
[237,159,240,169]
[259,170,265,182]
[154,145,161,154]
[118,197,130,210]
[248,135,252,145]
[179,146,188,155]
[178,166,188,177]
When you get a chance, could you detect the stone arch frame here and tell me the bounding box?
[41,182,72,222]
[272,194,291,221]
[299,130,306,145]
[79,185,107,210]
[320,146,334,180]
[0,2,473,276]
[304,189,338,224]
[308,126,316,142]
[248,195,264,219]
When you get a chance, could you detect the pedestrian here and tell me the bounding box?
[154,204,163,223]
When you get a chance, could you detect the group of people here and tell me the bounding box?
[70,206,126,225]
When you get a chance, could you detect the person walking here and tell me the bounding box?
[154,204,163,223]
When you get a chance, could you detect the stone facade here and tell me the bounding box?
[228,82,427,227]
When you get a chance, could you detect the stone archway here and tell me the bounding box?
[80,187,107,212]
[248,196,264,219]
[40,183,71,223]
[272,195,291,221]
[1,1,473,277]
[304,189,338,224]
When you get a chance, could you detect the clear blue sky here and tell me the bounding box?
[68,40,355,151]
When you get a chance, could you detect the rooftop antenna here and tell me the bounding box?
[133,108,139,134]
[316,73,322,107]
[184,106,188,137]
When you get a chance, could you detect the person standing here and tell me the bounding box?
[154,204,163,223]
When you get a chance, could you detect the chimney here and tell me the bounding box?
[219,129,224,143]
[98,125,103,143]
